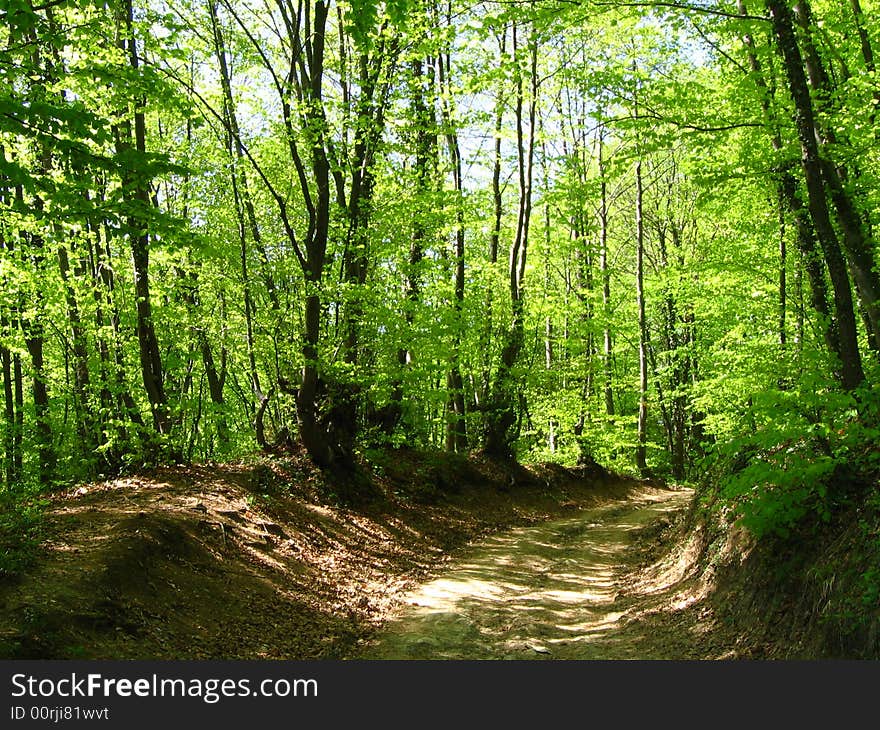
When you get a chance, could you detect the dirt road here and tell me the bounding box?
[359,489,694,659]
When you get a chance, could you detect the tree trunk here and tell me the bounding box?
[13,353,23,479]
[23,314,54,484]
[208,0,276,446]
[635,160,649,476]
[297,286,334,468]
[791,0,880,354]
[737,0,841,363]
[766,0,865,390]
[0,181,21,485]
[444,111,468,453]
[778,189,787,347]
[481,29,506,405]
[94,199,147,444]
[599,126,615,417]
[114,0,169,435]
[484,22,536,460]
[57,241,94,450]
[1,343,17,486]
[435,16,468,452]
[390,54,436,438]
[14,162,55,487]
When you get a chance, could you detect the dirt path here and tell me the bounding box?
[3,456,672,660]
[358,489,695,659]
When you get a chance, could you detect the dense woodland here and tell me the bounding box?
[1,0,879,545]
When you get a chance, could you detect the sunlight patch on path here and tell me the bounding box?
[359,489,692,659]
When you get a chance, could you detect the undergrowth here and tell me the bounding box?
[696,382,880,655]
[704,383,879,536]
[0,489,47,579]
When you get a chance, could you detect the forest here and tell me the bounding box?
[1,0,880,659]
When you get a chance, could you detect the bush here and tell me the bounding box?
[711,383,880,539]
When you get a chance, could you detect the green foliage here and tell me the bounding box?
[723,446,839,538]
[0,490,46,579]
[1,0,879,535]
[712,384,880,538]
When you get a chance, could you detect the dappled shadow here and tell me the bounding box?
[0,457,649,660]
[360,491,694,659]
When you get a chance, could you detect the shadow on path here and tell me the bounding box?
[359,489,693,659]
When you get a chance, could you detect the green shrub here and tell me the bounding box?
[712,383,879,539]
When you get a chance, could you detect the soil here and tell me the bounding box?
[0,449,739,660]
[358,490,699,659]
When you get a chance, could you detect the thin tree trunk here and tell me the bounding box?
[778,189,787,347]
[849,0,879,125]
[57,242,94,448]
[0,177,21,485]
[796,257,805,350]
[23,317,54,484]
[388,47,437,438]
[14,177,55,486]
[438,16,467,452]
[481,29,506,405]
[95,200,147,440]
[635,159,649,476]
[793,0,880,354]
[598,126,614,417]
[114,0,169,435]
[390,54,435,436]
[542,159,557,454]
[13,353,23,479]
[445,138,468,453]
[1,343,16,486]
[209,0,273,446]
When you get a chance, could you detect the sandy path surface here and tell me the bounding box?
[359,489,693,659]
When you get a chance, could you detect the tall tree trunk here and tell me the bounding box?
[1,342,16,486]
[766,0,865,390]
[598,126,615,417]
[480,29,507,406]
[20,207,55,484]
[850,0,875,70]
[635,160,649,476]
[93,196,147,446]
[13,353,23,479]
[57,241,94,450]
[390,54,436,437]
[791,0,880,354]
[439,45,468,453]
[114,0,169,435]
[200,333,228,447]
[23,318,54,485]
[737,0,841,362]
[14,170,55,485]
[215,0,358,467]
[207,0,276,449]
[667,221,690,480]
[0,178,21,486]
[338,41,397,450]
[778,189,787,348]
[544,209,556,455]
[484,22,537,460]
